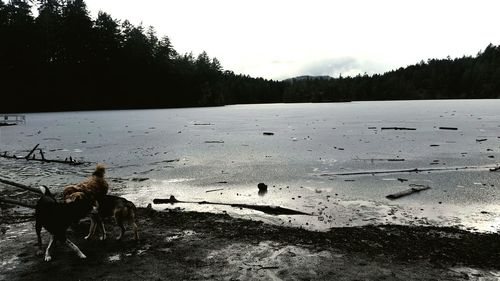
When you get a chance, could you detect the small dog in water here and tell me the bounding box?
[84,195,139,241]
[35,185,96,261]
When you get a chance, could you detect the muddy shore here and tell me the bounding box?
[2,201,500,281]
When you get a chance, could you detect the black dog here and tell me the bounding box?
[35,185,96,261]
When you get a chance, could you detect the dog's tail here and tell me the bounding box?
[92,164,106,178]
[39,185,53,197]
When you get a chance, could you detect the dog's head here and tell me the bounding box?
[65,191,99,214]
[92,164,106,178]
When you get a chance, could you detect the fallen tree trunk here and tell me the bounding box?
[153,196,311,216]
[320,165,496,177]
[386,184,431,200]
[1,151,86,165]
[0,197,36,209]
[0,178,42,194]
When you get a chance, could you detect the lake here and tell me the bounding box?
[1,100,499,231]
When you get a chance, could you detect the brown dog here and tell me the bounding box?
[63,164,109,239]
[63,164,109,202]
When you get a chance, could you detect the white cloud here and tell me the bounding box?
[84,0,500,80]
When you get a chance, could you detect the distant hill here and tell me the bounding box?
[284,75,333,82]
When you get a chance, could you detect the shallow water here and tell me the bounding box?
[1,100,499,231]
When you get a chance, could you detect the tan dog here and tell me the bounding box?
[63,164,109,202]
[63,164,109,239]
[85,195,139,241]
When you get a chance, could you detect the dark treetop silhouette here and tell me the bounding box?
[1,0,499,113]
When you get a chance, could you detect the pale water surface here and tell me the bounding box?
[1,100,499,231]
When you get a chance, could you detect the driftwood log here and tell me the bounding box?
[0,178,42,194]
[381,127,416,131]
[386,184,431,200]
[0,198,36,209]
[320,164,498,177]
[153,196,311,216]
[1,144,86,165]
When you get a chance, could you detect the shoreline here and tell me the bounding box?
[2,205,500,280]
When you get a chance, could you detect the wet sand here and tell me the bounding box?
[2,203,500,281]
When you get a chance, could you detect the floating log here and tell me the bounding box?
[206,188,224,193]
[153,196,311,216]
[491,167,500,172]
[354,157,405,162]
[320,165,496,177]
[0,123,16,127]
[381,127,416,131]
[439,127,458,130]
[0,197,36,209]
[0,178,42,194]
[386,184,431,200]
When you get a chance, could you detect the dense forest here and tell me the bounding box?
[1,0,499,113]
[284,45,500,102]
[0,0,283,112]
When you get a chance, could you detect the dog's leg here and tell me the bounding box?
[99,218,107,241]
[35,220,43,254]
[65,239,86,259]
[44,236,54,262]
[84,216,96,240]
[132,222,139,241]
[130,212,139,241]
[116,217,125,240]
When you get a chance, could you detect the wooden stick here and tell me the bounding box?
[0,178,42,194]
[39,149,45,161]
[153,196,311,216]
[25,144,40,160]
[0,198,36,209]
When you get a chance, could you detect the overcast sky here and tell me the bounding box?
[84,0,500,80]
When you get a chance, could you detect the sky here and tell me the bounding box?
[84,0,500,81]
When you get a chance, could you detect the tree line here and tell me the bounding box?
[284,44,500,102]
[0,0,283,112]
[1,0,499,113]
